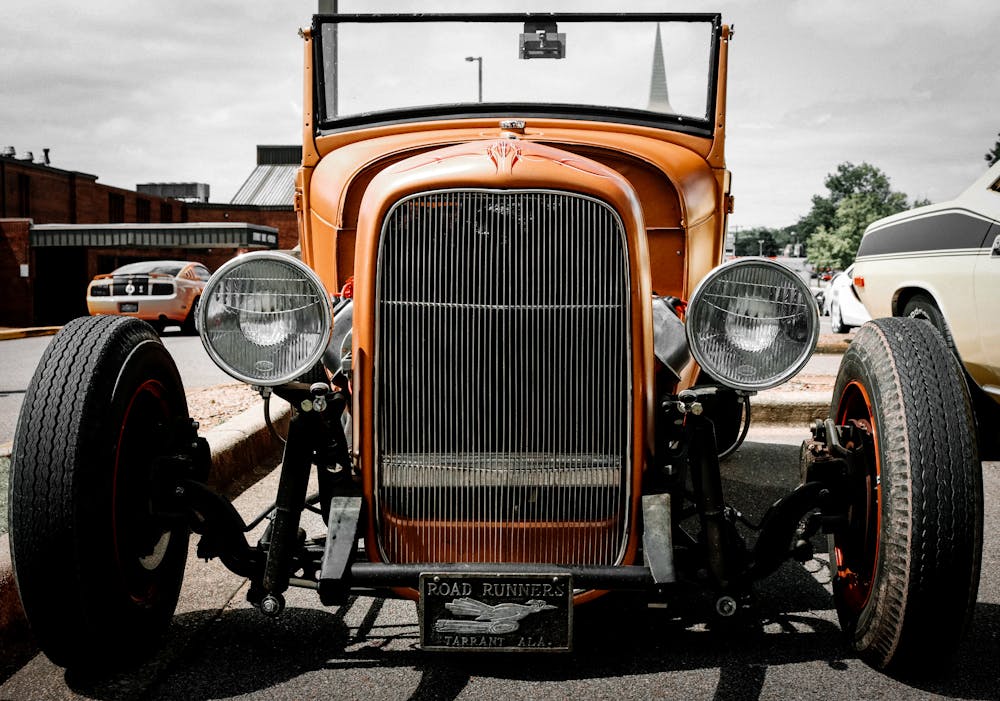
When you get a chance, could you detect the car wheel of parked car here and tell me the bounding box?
[813,290,827,316]
[829,317,982,674]
[830,301,847,333]
[9,316,191,669]
[901,293,955,352]
[182,296,200,335]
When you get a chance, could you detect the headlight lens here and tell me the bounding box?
[198,252,332,386]
[686,258,818,391]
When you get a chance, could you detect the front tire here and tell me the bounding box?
[829,317,982,675]
[9,316,191,669]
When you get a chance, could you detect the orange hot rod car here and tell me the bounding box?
[9,13,982,674]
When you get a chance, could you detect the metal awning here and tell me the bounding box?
[230,164,297,206]
[29,222,279,249]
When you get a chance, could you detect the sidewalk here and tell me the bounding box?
[0,327,61,341]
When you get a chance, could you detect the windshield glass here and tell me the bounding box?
[315,14,719,132]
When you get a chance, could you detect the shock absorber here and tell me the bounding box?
[678,388,746,605]
[259,383,332,616]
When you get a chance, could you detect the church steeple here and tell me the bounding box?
[648,24,674,113]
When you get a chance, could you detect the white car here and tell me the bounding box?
[853,159,1000,454]
[824,264,872,333]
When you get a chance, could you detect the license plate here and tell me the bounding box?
[419,572,572,652]
[119,302,139,313]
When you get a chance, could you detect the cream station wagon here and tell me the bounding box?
[853,159,1000,458]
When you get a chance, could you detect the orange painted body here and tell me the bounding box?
[294,24,733,601]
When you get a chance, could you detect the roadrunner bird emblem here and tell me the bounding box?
[434,597,556,634]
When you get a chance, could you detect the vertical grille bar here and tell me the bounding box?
[375,190,632,565]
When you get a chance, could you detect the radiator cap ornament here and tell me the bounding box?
[500,119,526,134]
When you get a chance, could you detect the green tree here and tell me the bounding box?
[803,162,911,270]
[986,132,1000,167]
[733,226,781,256]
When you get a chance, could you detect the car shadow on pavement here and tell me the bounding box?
[54,598,1000,701]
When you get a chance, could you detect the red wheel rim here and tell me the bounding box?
[112,379,172,605]
[832,380,881,614]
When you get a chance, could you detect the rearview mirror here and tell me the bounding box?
[519,21,565,59]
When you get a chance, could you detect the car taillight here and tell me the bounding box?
[89,285,110,297]
[151,283,174,296]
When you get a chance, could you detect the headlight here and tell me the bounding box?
[198,252,332,386]
[685,258,818,391]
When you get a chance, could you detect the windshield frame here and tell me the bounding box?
[311,12,723,138]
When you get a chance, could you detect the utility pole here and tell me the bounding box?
[465,56,483,102]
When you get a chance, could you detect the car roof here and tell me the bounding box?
[864,159,1000,236]
[111,260,202,275]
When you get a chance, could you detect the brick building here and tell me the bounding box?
[0,146,299,326]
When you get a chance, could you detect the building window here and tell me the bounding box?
[109,193,125,223]
[17,174,31,217]
[136,198,151,223]
[160,202,173,222]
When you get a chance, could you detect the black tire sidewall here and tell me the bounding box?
[829,329,893,642]
[90,338,190,636]
[182,296,200,335]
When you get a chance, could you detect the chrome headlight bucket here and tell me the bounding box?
[685,258,818,391]
[198,251,332,386]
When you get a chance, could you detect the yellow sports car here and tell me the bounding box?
[86,259,210,333]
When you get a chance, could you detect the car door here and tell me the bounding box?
[974,223,1000,394]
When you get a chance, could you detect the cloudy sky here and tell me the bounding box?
[4,1,997,229]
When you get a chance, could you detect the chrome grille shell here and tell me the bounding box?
[374,189,632,565]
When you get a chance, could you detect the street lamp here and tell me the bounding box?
[758,239,763,257]
[465,55,483,103]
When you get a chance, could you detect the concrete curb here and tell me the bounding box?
[0,327,61,342]
[815,341,851,355]
[753,390,832,426]
[204,396,290,493]
[0,396,290,663]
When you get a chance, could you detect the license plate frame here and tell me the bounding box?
[118,302,139,313]
[419,572,572,652]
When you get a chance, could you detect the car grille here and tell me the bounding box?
[375,189,632,566]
